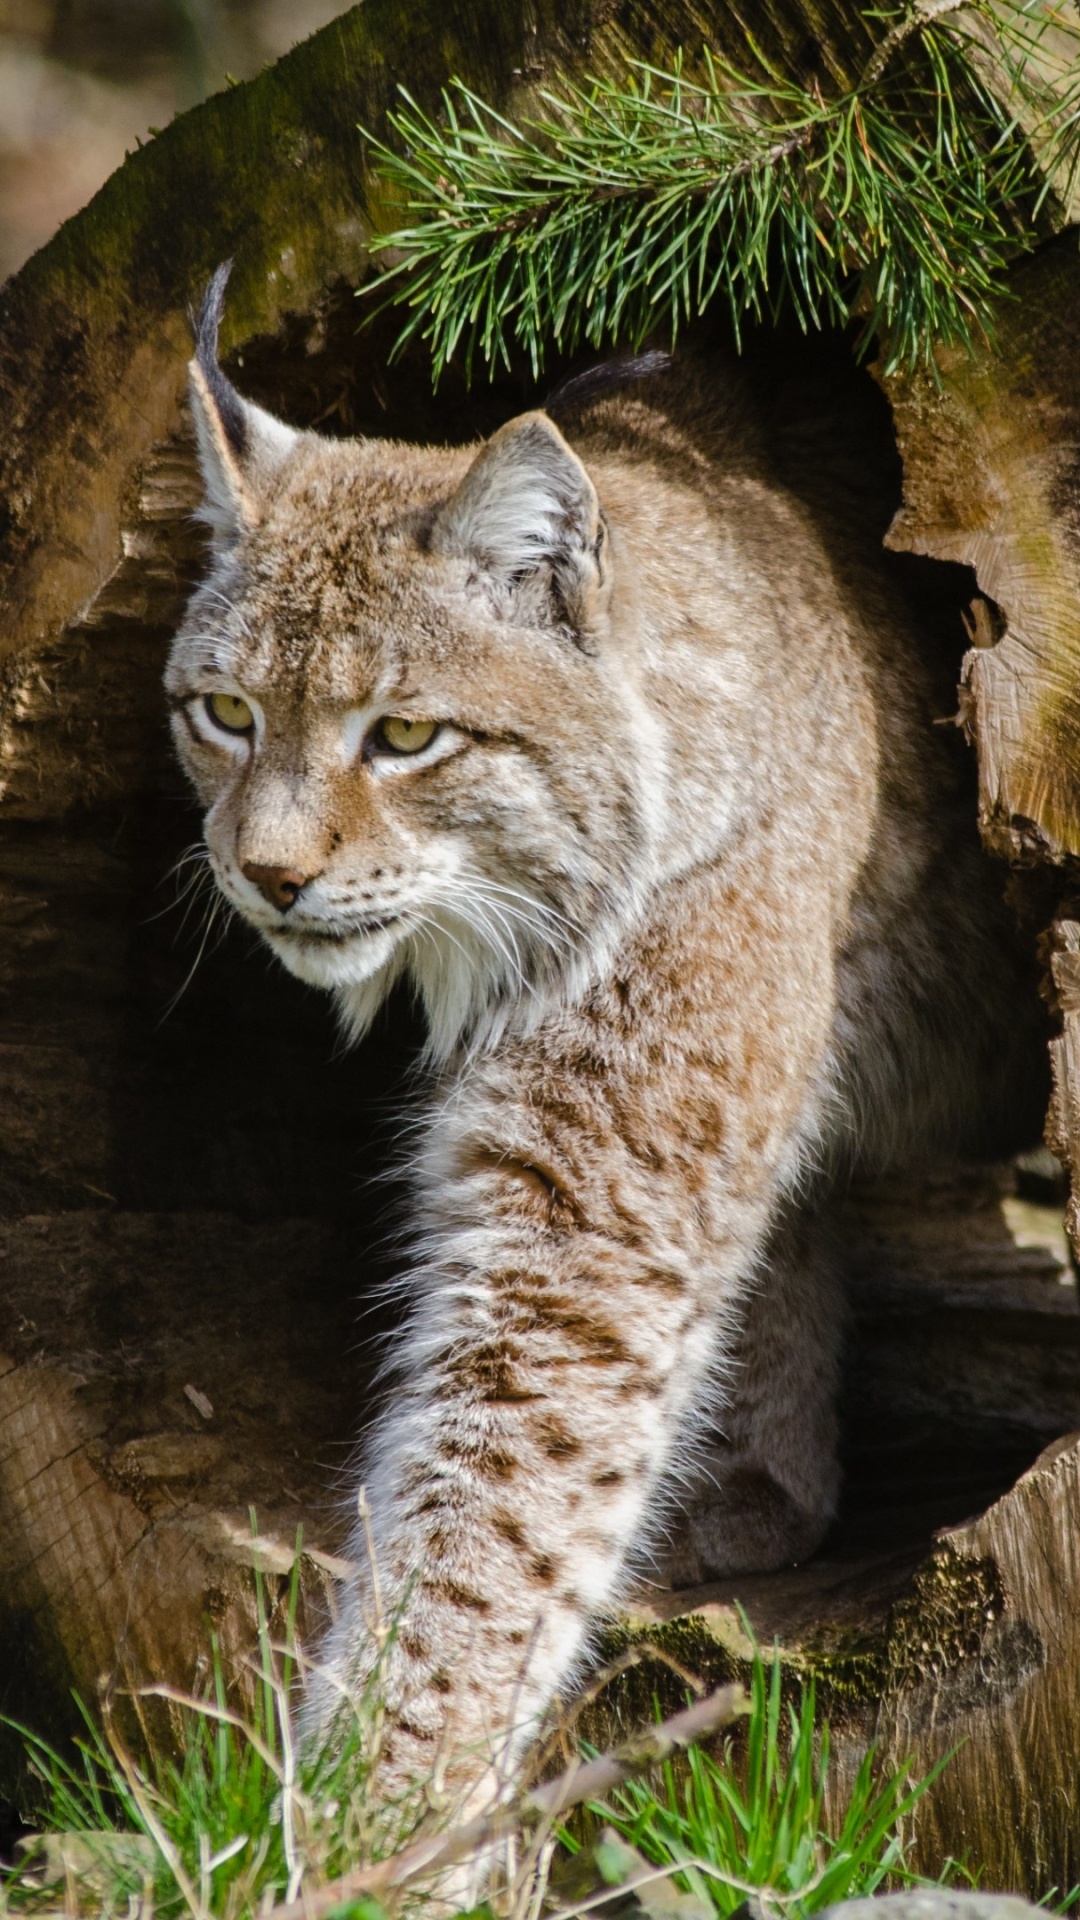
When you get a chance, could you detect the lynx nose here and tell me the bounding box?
[241,862,313,912]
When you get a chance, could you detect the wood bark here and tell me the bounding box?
[2,0,1080,1893]
[600,1166,1080,1891]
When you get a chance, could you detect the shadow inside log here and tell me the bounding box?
[0,300,1075,1862]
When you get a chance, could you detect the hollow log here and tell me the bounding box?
[2,0,1080,1891]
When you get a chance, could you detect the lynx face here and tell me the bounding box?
[167,285,664,1059]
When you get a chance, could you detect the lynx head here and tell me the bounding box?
[167,267,662,1062]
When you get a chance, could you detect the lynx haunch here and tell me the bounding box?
[168,266,1044,1820]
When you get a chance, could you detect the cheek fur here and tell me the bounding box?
[170,721,242,811]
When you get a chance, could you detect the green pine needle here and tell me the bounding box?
[359,1,1080,381]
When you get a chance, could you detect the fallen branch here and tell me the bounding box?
[265,1683,746,1920]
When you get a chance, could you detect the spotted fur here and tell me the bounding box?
[167,275,1045,1830]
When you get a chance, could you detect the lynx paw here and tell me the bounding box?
[660,1468,833,1589]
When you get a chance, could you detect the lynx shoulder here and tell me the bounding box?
[167,268,1045,1823]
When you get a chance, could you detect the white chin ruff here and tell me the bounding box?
[266,904,580,1067]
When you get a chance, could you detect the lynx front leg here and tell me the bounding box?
[306,1113,768,1824]
[661,1209,843,1585]
[306,831,843,1819]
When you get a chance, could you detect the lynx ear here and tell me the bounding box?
[432,412,608,636]
[188,262,299,547]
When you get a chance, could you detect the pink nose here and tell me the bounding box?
[241,863,312,911]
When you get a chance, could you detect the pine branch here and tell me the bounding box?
[358,0,1080,382]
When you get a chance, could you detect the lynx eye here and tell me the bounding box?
[205,691,255,735]
[378,716,438,755]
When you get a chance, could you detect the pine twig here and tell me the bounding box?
[859,0,969,88]
[263,1683,745,1920]
[359,0,1080,382]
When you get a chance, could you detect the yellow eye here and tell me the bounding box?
[206,691,255,734]
[378,716,438,755]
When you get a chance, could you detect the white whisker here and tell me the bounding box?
[144,844,215,929]
[158,889,233,1023]
[464,875,581,944]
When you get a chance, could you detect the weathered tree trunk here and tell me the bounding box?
[880,240,1080,1265]
[2,0,1080,1890]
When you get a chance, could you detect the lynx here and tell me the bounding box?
[167,266,1044,1820]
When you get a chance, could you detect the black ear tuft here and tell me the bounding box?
[544,349,672,418]
[191,261,248,458]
